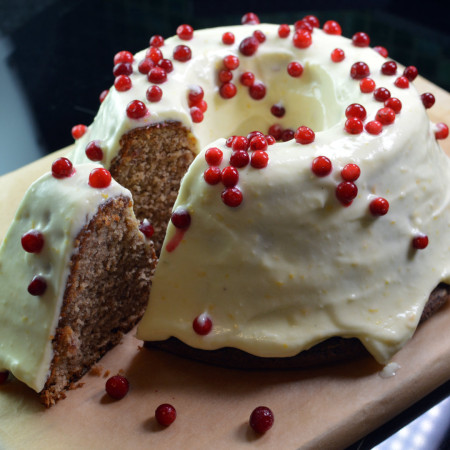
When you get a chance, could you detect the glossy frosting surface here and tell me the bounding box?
[0,164,131,391]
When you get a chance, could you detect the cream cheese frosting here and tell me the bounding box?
[128,24,450,363]
[0,163,131,391]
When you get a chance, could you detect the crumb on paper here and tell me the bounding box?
[89,365,104,377]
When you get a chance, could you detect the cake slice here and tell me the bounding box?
[0,159,156,407]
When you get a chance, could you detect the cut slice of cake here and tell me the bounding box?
[0,159,156,407]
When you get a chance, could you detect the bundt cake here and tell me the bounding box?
[1,13,449,405]
[0,161,156,406]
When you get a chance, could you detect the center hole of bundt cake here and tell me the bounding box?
[196,55,342,143]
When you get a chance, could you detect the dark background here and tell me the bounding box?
[0,0,449,166]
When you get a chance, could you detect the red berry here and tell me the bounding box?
[384,97,402,114]
[222,166,239,187]
[381,61,397,76]
[114,50,133,65]
[232,136,249,151]
[323,20,342,35]
[239,36,259,56]
[0,371,8,384]
[171,208,191,229]
[173,45,192,62]
[89,168,112,188]
[350,62,370,80]
[28,276,47,296]
[265,135,276,145]
[336,181,358,206]
[241,12,260,25]
[412,235,429,250]
[139,219,154,238]
[85,140,104,161]
[204,167,222,185]
[294,126,315,144]
[403,66,418,81]
[52,157,74,179]
[373,87,391,102]
[240,71,255,86]
[148,66,167,84]
[253,30,266,43]
[195,100,208,112]
[250,135,268,151]
[146,47,163,63]
[222,32,235,45]
[251,151,269,169]
[303,15,320,28]
[114,75,132,92]
[278,24,290,38]
[193,313,213,335]
[205,147,223,166]
[249,82,266,100]
[270,104,285,118]
[365,120,383,135]
[281,129,295,141]
[113,62,133,77]
[376,107,395,125]
[247,131,264,141]
[345,103,367,121]
[146,85,163,102]
[369,197,389,216]
[435,123,449,140]
[220,82,237,99]
[230,150,250,168]
[71,124,87,140]
[394,76,409,89]
[219,69,233,83]
[421,92,435,109]
[150,35,164,47]
[374,46,388,58]
[188,86,204,105]
[223,55,240,70]
[177,24,194,40]
[105,375,129,400]
[158,58,174,73]
[293,29,312,49]
[249,406,274,434]
[360,78,376,93]
[331,48,345,62]
[221,187,243,207]
[155,404,177,426]
[226,136,236,147]
[287,61,304,78]
[99,89,109,103]
[190,106,203,123]
[138,58,155,75]
[345,117,364,134]
[268,124,283,140]
[352,32,370,47]
[21,230,45,253]
[341,164,360,182]
[295,20,313,33]
[126,100,148,119]
[311,156,332,177]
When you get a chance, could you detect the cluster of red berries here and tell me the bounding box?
[344,101,397,136]
[104,371,273,433]
[203,132,273,208]
[187,85,207,123]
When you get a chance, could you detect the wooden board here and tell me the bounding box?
[0,76,449,449]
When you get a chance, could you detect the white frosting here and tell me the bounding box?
[131,25,450,363]
[0,164,131,391]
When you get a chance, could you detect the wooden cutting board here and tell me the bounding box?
[0,76,449,450]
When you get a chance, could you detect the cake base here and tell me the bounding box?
[145,283,450,369]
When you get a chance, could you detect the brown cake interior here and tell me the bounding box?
[40,195,156,407]
[109,122,197,254]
